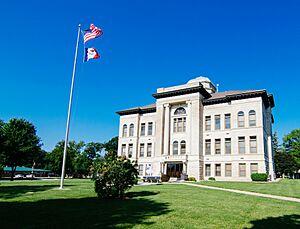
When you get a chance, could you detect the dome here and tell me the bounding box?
[187,76,211,84]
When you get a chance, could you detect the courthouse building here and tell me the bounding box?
[116,77,275,181]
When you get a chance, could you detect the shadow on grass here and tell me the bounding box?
[0,185,72,199]
[0,191,170,228]
[248,214,300,229]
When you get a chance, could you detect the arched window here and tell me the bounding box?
[238,111,245,127]
[129,124,134,136]
[122,124,127,137]
[173,141,179,155]
[180,140,186,155]
[174,107,186,115]
[249,110,256,127]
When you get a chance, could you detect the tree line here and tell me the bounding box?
[0,118,118,180]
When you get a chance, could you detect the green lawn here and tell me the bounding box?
[0,179,299,228]
[196,179,300,199]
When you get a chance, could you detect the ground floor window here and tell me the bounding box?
[225,163,232,177]
[128,144,133,158]
[239,163,246,177]
[215,164,221,176]
[250,163,258,174]
[138,164,144,176]
[205,164,211,177]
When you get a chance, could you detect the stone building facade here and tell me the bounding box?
[116,77,275,181]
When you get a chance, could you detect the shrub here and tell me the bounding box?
[161,174,170,182]
[251,173,268,181]
[93,152,138,198]
[208,177,216,181]
[188,177,196,182]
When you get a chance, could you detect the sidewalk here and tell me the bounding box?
[183,182,300,203]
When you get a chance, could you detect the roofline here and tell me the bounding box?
[116,106,156,116]
[203,90,275,108]
[152,85,211,99]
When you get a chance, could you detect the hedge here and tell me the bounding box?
[251,173,268,181]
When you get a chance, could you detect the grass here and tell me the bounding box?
[0,179,299,228]
[196,179,300,199]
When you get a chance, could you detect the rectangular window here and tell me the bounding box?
[147,122,153,135]
[215,139,221,155]
[215,164,221,176]
[178,118,183,132]
[174,118,186,133]
[225,114,231,129]
[238,137,246,154]
[225,163,232,177]
[225,138,231,154]
[205,164,211,177]
[141,123,145,136]
[205,139,211,155]
[139,143,144,157]
[173,119,177,132]
[128,144,133,158]
[250,163,258,174]
[215,115,221,130]
[205,116,211,131]
[121,144,126,156]
[250,136,257,153]
[138,164,144,176]
[183,117,186,132]
[147,143,152,157]
[239,163,246,177]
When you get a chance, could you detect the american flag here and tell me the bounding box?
[83,24,103,43]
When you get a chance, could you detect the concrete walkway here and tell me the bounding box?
[183,182,300,203]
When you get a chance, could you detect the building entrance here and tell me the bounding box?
[167,163,183,178]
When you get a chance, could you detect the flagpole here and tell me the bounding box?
[59,24,81,190]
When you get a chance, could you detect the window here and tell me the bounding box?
[147,143,152,157]
[139,143,144,157]
[225,163,232,177]
[121,144,126,156]
[215,164,221,176]
[148,122,153,135]
[138,164,143,176]
[215,139,221,155]
[215,115,221,130]
[205,139,211,155]
[122,124,127,137]
[250,136,257,153]
[205,164,211,176]
[128,144,133,158]
[173,118,186,133]
[129,124,134,136]
[225,138,231,154]
[174,107,186,115]
[205,116,211,131]
[141,123,145,136]
[180,140,186,154]
[225,114,231,129]
[238,111,245,127]
[173,141,179,155]
[249,110,256,127]
[239,163,246,177]
[250,163,258,174]
[238,137,245,154]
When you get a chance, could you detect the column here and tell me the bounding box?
[267,135,275,181]
[163,104,170,155]
[186,101,192,155]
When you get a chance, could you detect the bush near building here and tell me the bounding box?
[251,173,268,181]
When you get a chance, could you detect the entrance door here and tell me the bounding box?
[167,163,183,178]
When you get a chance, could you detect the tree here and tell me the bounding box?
[94,152,138,199]
[1,118,42,180]
[283,129,300,164]
[272,132,281,154]
[0,120,6,177]
[274,152,299,177]
[103,136,118,154]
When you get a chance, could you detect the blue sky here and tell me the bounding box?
[0,0,299,151]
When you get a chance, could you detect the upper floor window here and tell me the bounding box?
[121,144,126,156]
[141,123,145,136]
[215,115,221,130]
[238,111,245,127]
[122,124,127,137]
[225,138,231,154]
[205,116,211,131]
[129,124,134,136]
[205,139,211,155]
[140,143,145,157]
[147,143,152,157]
[174,107,186,115]
[173,117,186,133]
[180,140,186,155]
[250,136,257,153]
[225,114,231,129]
[215,139,221,154]
[148,122,153,135]
[173,141,179,155]
[249,110,256,127]
[238,136,246,154]
[128,144,133,158]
